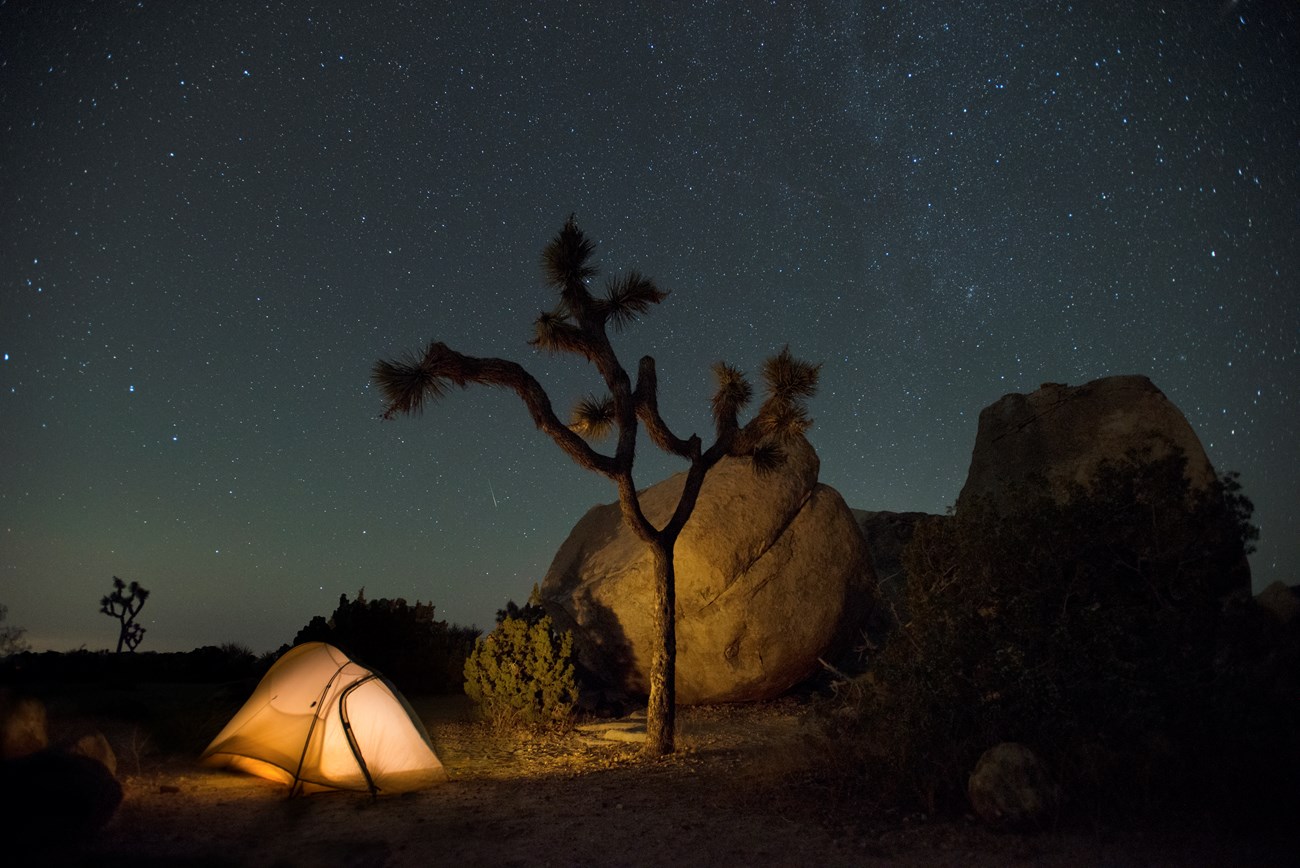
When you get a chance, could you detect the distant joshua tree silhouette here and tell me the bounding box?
[0,603,30,657]
[100,576,150,653]
[373,216,818,755]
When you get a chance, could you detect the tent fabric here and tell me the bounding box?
[200,642,446,795]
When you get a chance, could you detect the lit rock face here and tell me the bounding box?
[957,375,1219,511]
[540,436,875,704]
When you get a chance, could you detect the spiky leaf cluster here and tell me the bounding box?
[531,217,667,354]
[372,343,449,417]
[710,361,753,424]
[598,271,670,331]
[570,393,616,439]
[530,310,593,357]
[706,346,820,474]
[762,345,821,403]
[541,214,599,291]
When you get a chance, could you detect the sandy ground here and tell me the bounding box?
[30,696,1298,867]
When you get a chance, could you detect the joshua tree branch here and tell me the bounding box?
[375,343,620,477]
[634,356,696,458]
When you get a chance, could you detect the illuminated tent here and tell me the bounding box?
[200,642,446,795]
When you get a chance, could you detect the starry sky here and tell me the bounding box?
[2,1,1296,654]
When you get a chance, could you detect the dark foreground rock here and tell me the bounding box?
[0,749,123,841]
[968,742,1060,831]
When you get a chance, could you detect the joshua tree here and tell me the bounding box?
[100,576,150,653]
[373,216,818,754]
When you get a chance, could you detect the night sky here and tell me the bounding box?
[3,2,1296,653]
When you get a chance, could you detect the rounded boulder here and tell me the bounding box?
[540,436,875,704]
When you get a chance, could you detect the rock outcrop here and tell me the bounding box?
[957,375,1218,511]
[955,375,1249,595]
[541,436,876,704]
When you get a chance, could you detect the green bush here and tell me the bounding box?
[463,614,578,731]
[828,448,1268,817]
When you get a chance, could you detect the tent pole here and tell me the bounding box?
[339,674,380,797]
[290,659,350,797]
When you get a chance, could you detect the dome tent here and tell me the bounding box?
[201,642,446,795]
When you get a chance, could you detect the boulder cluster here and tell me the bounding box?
[541,375,1259,712]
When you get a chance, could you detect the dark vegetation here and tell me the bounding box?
[0,644,265,760]
[2,643,264,686]
[290,589,478,695]
[373,216,819,754]
[825,450,1297,826]
[2,590,478,700]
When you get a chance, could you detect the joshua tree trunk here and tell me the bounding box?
[645,539,677,754]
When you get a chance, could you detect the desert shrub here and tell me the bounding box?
[291,590,478,694]
[830,449,1266,817]
[463,614,578,731]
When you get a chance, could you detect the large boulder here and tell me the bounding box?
[957,375,1218,511]
[541,436,876,704]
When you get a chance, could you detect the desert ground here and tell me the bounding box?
[21,689,1296,867]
